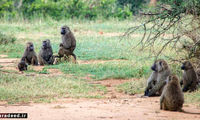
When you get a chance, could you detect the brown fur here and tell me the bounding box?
[144,59,171,96]
[38,39,54,65]
[22,42,38,65]
[58,25,76,61]
[181,61,198,92]
[18,57,28,71]
[160,75,184,111]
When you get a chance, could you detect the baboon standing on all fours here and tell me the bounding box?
[38,39,54,65]
[144,59,171,97]
[18,57,28,71]
[181,61,198,92]
[22,42,38,65]
[160,75,184,111]
[58,25,76,61]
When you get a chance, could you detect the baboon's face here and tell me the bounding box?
[27,42,34,51]
[61,26,70,35]
[42,39,51,49]
[151,60,167,72]
[181,61,192,70]
[166,75,178,84]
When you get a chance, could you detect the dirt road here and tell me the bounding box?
[0,97,200,120]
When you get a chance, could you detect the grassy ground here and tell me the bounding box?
[0,18,199,104]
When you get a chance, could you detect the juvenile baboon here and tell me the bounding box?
[18,57,28,71]
[38,39,54,65]
[144,59,171,97]
[22,42,38,65]
[181,61,198,92]
[160,75,184,111]
[58,25,76,60]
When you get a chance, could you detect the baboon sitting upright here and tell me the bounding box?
[22,42,38,65]
[38,39,54,65]
[181,61,198,92]
[18,57,28,71]
[58,25,76,61]
[160,75,184,111]
[144,59,171,97]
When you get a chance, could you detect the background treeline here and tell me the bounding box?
[0,0,149,20]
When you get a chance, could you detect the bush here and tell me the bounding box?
[0,0,16,17]
[113,5,132,19]
[117,0,147,14]
[0,0,134,20]
[0,32,16,45]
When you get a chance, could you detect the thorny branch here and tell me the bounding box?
[124,2,200,61]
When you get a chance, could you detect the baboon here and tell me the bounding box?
[18,57,28,71]
[181,61,198,92]
[160,75,184,111]
[38,39,54,65]
[144,59,171,97]
[22,42,38,65]
[58,25,76,60]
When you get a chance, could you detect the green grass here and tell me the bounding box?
[0,18,200,105]
[0,72,106,104]
[117,78,146,95]
[184,87,200,104]
[46,61,150,80]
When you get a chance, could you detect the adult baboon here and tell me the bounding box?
[38,39,54,65]
[58,25,76,60]
[160,75,184,111]
[22,42,38,65]
[144,59,171,97]
[18,57,28,71]
[181,61,198,92]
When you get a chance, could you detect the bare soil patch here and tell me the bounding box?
[47,68,63,75]
[0,58,19,72]
[73,29,174,38]
[0,57,63,76]
[0,54,8,58]
[89,79,133,99]
[0,97,199,120]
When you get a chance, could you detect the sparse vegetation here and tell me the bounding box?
[117,78,145,95]
[0,18,199,105]
[0,72,106,104]
[0,1,200,119]
[0,31,16,44]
